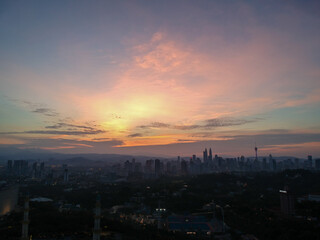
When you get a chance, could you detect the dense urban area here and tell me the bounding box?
[0,149,320,239]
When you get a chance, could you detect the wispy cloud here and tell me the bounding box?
[127,133,143,138]
[204,118,258,128]
[45,122,100,131]
[0,130,106,136]
[32,108,58,117]
[137,117,259,130]
[8,98,60,117]
[3,98,106,136]
[0,138,124,153]
[176,139,196,142]
[139,122,171,129]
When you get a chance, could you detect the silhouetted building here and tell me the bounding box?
[262,158,267,170]
[21,194,29,240]
[124,160,132,176]
[254,145,258,161]
[280,187,295,215]
[307,155,313,168]
[93,194,101,240]
[209,148,213,162]
[294,158,300,169]
[64,169,69,183]
[155,159,161,177]
[145,159,153,173]
[316,159,320,170]
[181,160,188,175]
[13,160,28,176]
[7,160,12,172]
[40,162,45,177]
[203,148,208,163]
[63,164,69,183]
[32,162,38,178]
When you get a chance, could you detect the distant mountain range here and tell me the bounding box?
[0,145,306,166]
[0,146,165,165]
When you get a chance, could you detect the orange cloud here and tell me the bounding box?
[4,29,320,151]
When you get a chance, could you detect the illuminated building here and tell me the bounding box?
[280,187,295,215]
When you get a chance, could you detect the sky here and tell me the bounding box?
[0,0,320,158]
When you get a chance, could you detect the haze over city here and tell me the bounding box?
[1,0,320,158]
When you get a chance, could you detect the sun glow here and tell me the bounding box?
[102,119,129,134]
[1,0,320,158]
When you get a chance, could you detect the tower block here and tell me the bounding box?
[21,194,30,240]
[93,194,101,240]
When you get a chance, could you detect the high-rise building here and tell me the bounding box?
[64,169,69,183]
[209,148,213,162]
[124,160,132,176]
[307,155,313,168]
[203,148,208,163]
[272,159,277,171]
[93,194,101,240]
[262,158,267,170]
[63,164,69,183]
[280,187,295,215]
[40,162,45,177]
[13,160,28,176]
[32,162,38,178]
[155,159,161,177]
[21,194,29,240]
[316,159,320,170]
[255,145,258,161]
[145,159,153,174]
[294,158,300,169]
[268,154,273,171]
[181,160,188,175]
[7,160,12,173]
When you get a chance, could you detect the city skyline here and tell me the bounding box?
[1,1,320,157]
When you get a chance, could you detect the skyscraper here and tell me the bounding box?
[280,187,295,215]
[21,194,29,240]
[7,160,12,173]
[93,194,101,240]
[62,164,69,183]
[255,145,258,161]
[316,159,320,170]
[307,155,313,168]
[209,148,213,162]
[181,160,188,175]
[203,148,208,163]
[155,159,161,177]
[268,154,273,171]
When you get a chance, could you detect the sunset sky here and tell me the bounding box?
[1,0,320,158]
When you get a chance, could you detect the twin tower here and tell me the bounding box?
[203,148,213,163]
